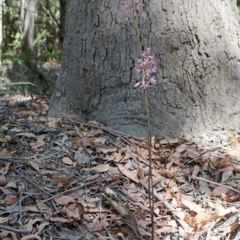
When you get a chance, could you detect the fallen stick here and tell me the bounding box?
[0,225,28,234]
[43,178,100,203]
[192,175,240,194]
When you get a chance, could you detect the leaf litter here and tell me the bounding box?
[1,95,240,239]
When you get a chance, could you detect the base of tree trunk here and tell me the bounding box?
[49,0,240,138]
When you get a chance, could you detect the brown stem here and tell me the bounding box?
[129,2,155,239]
[144,89,155,240]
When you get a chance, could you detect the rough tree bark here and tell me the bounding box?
[59,0,67,45]
[22,0,36,51]
[49,0,240,137]
[0,0,3,63]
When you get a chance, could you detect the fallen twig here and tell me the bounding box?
[192,175,240,194]
[65,119,143,147]
[43,178,100,203]
[0,224,28,234]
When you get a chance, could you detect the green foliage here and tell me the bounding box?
[3,0,61,63]
[2,0,61,95]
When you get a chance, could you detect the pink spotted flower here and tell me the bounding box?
[134,48,157,89]
[120,0,147,23]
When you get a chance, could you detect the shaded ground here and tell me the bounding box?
[0,59,60,97]
[0,94,240,240]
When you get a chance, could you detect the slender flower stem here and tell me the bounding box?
[121,1,155,238]
[131,11,142,55]
[144,89,154,240]
[130,3,155,238]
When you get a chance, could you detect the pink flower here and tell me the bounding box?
[120,0,146,23]
[134,48,157,89]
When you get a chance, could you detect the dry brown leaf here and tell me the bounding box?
[138,167,145,180]
[186,149,200,159]
[16,132,36,138]
[107,175,122,182]
[211,186,233,197]
[160,138,179,145]
[213,158,232,169]
[20,234,42,240]
[54,195,75,205]
[48,118,62,127]
[176,144,187,153]
[118,164,139,183]
[155,226,175,234]
[181,197,204,214]
[221,170,233,183]
[111,227,129,237]
[105,187,117,198]
[24,205,39,212]
[202,161,209,171]
[62,157,73,165]
[36,221,50,235]
[61,202,84,219]
[86,221,107,232]
[74,125,84,137]
[73,150,85,160]
[94,137,107,145]
[227,142,240,159]
[95,232,108,240]
[0,163,11,175]
[4,194,18,205]
[31,101,48,113]
[86,128,103,136]
[0,230,9,238]
[137,148,149,157]
[192,165,200,177]
[29,161,40,173]
[83,164,110,173]
[222,193,238,202]
[0,149,12,157]
[28,115,33,120]
[168,151,182,165]
[85,174,101,182]
[5,135,16,144]
[220,221,239,238]
[103,194,126,216]
[217,166,235,172]
[36,199,52,214]
[97,146,116,154]
[194,212,221,230]
[50,217,70,223]
[164,188,173,200]
[0,217,9,224]
[4,182,17,189]
[74,137,95,147]
[184,214,197,228]
[30,135,45,149]
[53,172,74,186]
[217,206,237,216]
[8,232,18,240]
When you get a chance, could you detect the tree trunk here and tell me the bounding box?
[49,0,240,138]
[59,0,67,45]
[21,0,26,22]
[0,0,3,63]
[22,0,36,51]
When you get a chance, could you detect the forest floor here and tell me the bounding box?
[0,94,240,240]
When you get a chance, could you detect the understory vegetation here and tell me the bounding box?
[1,0,62,96]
